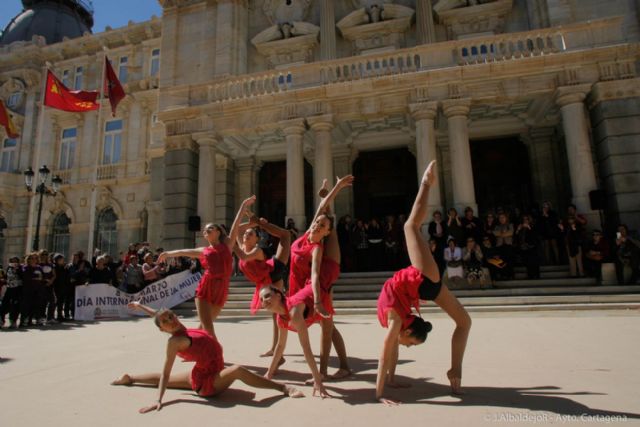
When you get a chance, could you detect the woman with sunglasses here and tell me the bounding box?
[112,301,303,413]
[157,196,256,338]
[376,161,472,405]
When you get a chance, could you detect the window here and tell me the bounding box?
[51,213,71,259]
[62,70,71,87]
[96,208,118,256]
[102,120,123,165]
[150,49,160,76]
[6,92,21,108]
[59,128,77,170]
[74,66,83,90]
[118,56,128,83]
[0,138,17,172]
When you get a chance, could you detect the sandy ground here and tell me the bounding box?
[1,309,640,427]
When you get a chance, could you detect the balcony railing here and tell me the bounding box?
[192,17,624,105]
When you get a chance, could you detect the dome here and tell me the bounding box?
[0,0,94,46]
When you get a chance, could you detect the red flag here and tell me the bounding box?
[44,70,99,112]
[0,100,19,138]
[104,56,125,117]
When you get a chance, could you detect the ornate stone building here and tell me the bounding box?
[1,0,639,262]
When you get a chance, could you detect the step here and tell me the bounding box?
[493,277,596,288]
[514,271,571,279]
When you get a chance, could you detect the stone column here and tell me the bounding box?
[416,0,437,44]
[215,0,248,75]
[410,101,441,215]
[235,157,258,208]
[281,119,307,229]
[308,114,334,207]
[442,99,477,213]
[556,85,598,222]
[320,0,337,60]
[196,137,219,224]
[333,145,356,217]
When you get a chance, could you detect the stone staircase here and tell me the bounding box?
[173,265,640,317]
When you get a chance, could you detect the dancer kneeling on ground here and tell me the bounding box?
[111,301,303,413]
[376,161,472,405]
[234,211,291,357]
[157,196,255,338]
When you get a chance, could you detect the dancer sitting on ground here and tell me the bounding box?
[157,196,256,338]
[376,161,472,405]
[234,211,291,357]
[259,175,354,397]
[111,301,303,413]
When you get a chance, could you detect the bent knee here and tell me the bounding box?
[458,311,472,331]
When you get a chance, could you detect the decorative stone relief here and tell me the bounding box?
[0,78,26,112]
[435,0,512,39]
[263,0,313,25]
[337,4,414,55]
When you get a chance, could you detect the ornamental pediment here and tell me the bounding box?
[337,4,414,55]
[251,22,320,68]
[435,0,513,39]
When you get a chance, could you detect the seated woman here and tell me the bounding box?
[111,301,303,413]
[376,161,472,405]
[462,237,484,284]
[444,237,464,280]
[234,212,291,357]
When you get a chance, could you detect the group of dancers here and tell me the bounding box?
[112,161,472,411]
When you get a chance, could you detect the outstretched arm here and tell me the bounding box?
[128,300,157,317]
[376,311,403,405]
[157,248,205,263]
[226,196,257,252]
[139,339,179,413]
[232,245,264,262]
[308,175,354,232]
[290,307,330,398]
[266,326,288,379]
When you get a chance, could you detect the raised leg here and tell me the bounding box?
[405,161,440,283]
[258,219,291,264]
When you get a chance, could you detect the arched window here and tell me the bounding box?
[96,208,118,256]
[51,213,71,259]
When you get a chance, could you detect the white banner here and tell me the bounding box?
[74,270,202,321]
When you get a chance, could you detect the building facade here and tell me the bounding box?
[1,0,640,263]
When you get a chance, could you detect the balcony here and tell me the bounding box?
[181,17,624,107]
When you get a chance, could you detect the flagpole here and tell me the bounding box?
[87,49,108,256]
[25,63,51,254]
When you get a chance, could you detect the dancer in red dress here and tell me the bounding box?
[376,161,472,405]
[111,302,303,413]
[234,213,291,356]
[158,196,256,338]
[259,176,353,396]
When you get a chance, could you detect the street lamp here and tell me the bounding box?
[24,165,63,251]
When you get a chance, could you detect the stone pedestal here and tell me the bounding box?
[308,115,334,208]
[410,101,442,215]
[320,0,337,60]
[556,85,599,227]
[443,99,477,213]
[416,0,436,44]
[281,119,307,229]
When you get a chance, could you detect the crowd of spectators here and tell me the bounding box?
[0,242,197,329]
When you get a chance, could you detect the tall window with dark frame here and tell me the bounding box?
[51,213,71,259]
[96,208,118,256]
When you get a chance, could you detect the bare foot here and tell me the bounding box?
[260,349,274,357]
[278,357,286,367]
[284,385,305,398]
[111,374,132,386]
[318,179,329,198]
[422,160,437,186]
[305,373,328,385]
[330,368,351,380]
[447,369,463,395]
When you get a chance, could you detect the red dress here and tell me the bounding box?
[175,328,224,397]
[288,232,321,296]
[196,244,232,306]
[377,266,424,331]
[239,257,276,314]
[276,290,315,331]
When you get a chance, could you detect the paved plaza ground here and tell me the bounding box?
[2,309,640,427]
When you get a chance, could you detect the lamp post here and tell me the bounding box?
[24,165,62,251]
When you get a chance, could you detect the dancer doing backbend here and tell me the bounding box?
[259,175,353,397]
[111,302,303,413]
[234,211,291,356]
[376,161,472,405]
[158,196,256,338]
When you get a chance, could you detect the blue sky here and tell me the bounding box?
[2,0,163,34]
